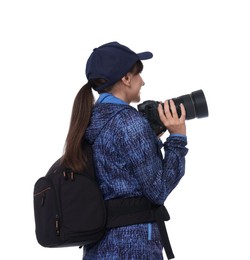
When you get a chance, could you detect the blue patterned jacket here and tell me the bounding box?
[84,101,188,259]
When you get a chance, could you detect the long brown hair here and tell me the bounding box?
[62,60,143,173]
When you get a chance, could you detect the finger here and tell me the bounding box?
[169,100,178,118]
[179,103,186,121]
[163,100,171,118]
[158,102,170,126]
[158,102,165,118]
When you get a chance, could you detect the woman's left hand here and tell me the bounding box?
[158,99,186,136]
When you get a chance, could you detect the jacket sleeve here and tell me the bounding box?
[115,108,188,205]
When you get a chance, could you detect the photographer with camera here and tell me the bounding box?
[62,42,189,259]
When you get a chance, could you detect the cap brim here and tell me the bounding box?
[137,51,153,60]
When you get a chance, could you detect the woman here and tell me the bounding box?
[62,42,188,259]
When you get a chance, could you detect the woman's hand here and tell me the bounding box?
[158,100,186,136]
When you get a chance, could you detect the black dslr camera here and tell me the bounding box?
[137,89,209,135]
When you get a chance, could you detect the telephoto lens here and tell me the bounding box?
[172,89,209,120]
[137,89,209,136]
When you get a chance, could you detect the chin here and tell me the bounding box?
[133,98,140,103]
[131,94,141,103]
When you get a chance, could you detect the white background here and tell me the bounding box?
[1,1,250,259]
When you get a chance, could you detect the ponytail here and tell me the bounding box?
[61,63,142,173]
[62,82,94,173]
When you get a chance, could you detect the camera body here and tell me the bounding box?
[137,89,209,136]
[137,100,166,135]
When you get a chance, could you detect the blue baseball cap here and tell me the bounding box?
[85,41,153,91]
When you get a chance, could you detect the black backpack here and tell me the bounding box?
[33,142,175,259]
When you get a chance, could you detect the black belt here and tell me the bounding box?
[106,197,175,259]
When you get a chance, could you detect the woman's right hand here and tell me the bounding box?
[158,100,186,136]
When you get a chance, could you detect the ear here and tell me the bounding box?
[121,73,132,87]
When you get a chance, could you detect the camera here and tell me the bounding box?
[137,89,209,135]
